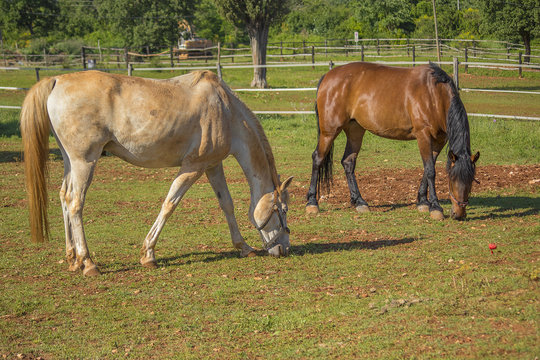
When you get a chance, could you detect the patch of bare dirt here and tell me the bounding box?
[291,164,539,210]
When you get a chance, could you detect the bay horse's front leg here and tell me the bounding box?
[205,163,255,257]
[140,167,204,268]
[416,134,444,220]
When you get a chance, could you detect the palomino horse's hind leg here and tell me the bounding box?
[416,132,444,220]
[59,176,77,271]
[64,159,100,275]
[140,167,205,268]
[206,163,256,257]
[342,122,369,213]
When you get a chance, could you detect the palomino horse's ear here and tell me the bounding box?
[471,151,480,164]
[449,150,457,163]
[280,176,294,192]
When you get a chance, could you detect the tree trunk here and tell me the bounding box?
[248,26,269,88]
[521,31,531,63]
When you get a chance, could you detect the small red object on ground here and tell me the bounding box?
[489,243,497,254]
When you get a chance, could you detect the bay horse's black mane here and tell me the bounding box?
[429,62,476,184]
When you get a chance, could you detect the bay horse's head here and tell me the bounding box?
[447,151,480,220]
[254,176,294,257]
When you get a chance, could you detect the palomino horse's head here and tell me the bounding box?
[447,151,480,220]
[254,176,294,257]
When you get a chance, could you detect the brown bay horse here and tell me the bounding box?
[306,62,479,220]
[21,70,293,276]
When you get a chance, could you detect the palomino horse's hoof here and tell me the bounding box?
[417,204,430,213]
[430,210,444,221]
[140,258,158,269]
[83,266,101,276]
[306,205,319,215]
[355,205,370,213]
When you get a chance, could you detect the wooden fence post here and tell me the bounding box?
[518,52,523,78]
[311,46,315,69]
[377,39,380,56]
[325,39,328,57]
[217,42,222,79]
[82,47,86,69]
[412,45,415,66]
[170,44,174,67]
[124,48,129,70]
[128,63,133,76]
[407,38,410,56]
[464,48,468,73]
[361,44,364,62]
[35,68,40,82]
[453,57,459,90]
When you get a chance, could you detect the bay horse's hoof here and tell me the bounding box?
[430,210,444,221]
[417,204,429,213]
[355,205,370,213]
[83,266,101,276]
[306,205,320,215]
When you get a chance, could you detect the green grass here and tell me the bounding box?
[0,68,539,359]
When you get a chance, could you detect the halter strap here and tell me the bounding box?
[255,190,290,250]
[449,187,468,208]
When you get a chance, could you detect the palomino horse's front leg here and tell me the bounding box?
[140,167,204,268]
[206,163,255,257]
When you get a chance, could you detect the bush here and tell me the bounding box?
[49,39,86,55]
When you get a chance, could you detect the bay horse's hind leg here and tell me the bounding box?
[140,166,205,268]
[306,133,337,215]
[206,163,255,257]
[64,158,100,275]
[342,121,369,212]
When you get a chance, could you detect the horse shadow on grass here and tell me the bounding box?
[467,195,539,220]
[0,149,62,163]
[100,237,417,274]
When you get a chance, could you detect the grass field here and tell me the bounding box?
[0,64,539,359]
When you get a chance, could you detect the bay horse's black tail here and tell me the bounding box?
[429,62,475,183]
[315,74,334,196]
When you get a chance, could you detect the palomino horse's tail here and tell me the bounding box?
[315,74,333,197]
[20,77,56,243]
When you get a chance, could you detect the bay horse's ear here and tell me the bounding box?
[471,151,480,164]
[449,150,457,163]
[280,176,294,192]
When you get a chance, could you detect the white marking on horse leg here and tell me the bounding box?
[65,159,98,274]
[206,163,255,257]
[60,177,77,270]
[141,167,204,266]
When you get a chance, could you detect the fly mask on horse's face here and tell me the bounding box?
[254,176,293,257]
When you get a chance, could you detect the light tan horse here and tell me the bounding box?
[21,70,293,276]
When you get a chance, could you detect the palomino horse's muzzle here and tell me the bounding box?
[255,200,290,257]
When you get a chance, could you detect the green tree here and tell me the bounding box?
[479,0,540,62]
[0,0,59,40]
[214,0,291,88]
[96,0,194,50]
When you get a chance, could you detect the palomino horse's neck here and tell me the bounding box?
[229,103,280,213]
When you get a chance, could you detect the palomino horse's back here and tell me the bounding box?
[46,70,232,168]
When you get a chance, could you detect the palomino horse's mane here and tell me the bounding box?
[192,71,281,193]
[429,62,476,184]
